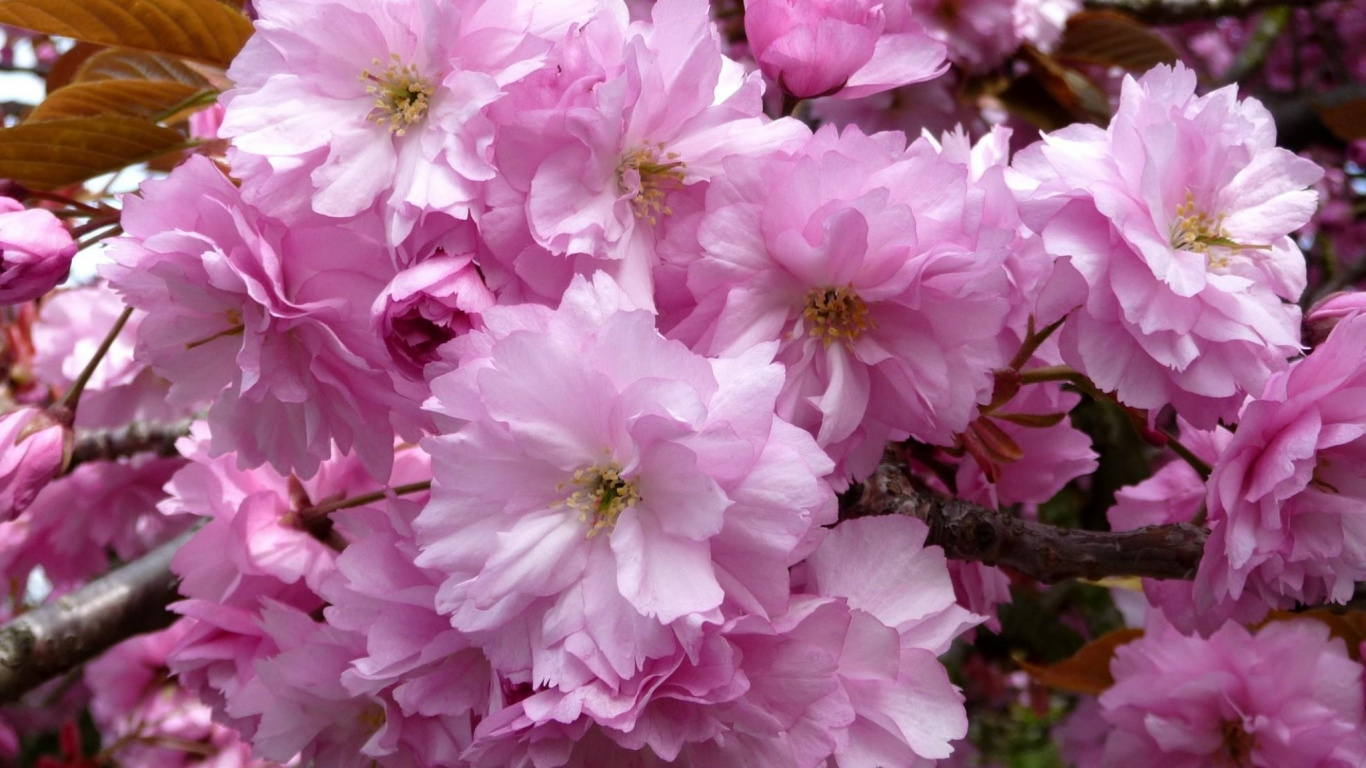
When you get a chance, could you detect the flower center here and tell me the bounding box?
[184,307,245,350]
[564,462,641,538]
[803,286,873,347]
[618,144,686,225]
[360,54,434,137]
[358,702,386,735]
[1220,720,1254,767]
[1170,190,1269,268]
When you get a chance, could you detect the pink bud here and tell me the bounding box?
[373,255,495,380]
[0,407,70,520]
[1306,291,1366,346]
[745,0,885,98]
[0,197,77,305]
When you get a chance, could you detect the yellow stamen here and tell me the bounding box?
[562,462,641,538]
[618,144,686,226]
[1170,190,1270,269]
[803,286,873,347]
[359,53,434,137]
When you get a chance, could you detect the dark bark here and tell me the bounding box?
[1083,0,1337,25]
[845,461,1207,583]
[0,529,193,703]
[66,418,194,471]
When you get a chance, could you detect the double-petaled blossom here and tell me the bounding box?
[1192,313,1366,631]
[414,273,836,691]
[485,0,809,307]
[86,622,266,768]
[163,426,430,741]
[1099,615,1366,767]
[743,0,947,99]
[670,124,1017,487]
[1012,63,1323,428]
[0,197,77,305]
[220,0,619,240]
[0,407,67,521]
[104,157,413,480]
[462,516,979,768]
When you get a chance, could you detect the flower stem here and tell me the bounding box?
[1162,429,1213,481]
[57,306,133,418]
[1008,315,1068,371]
[301,480,432,520]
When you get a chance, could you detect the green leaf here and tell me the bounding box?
[0,0,253,68]
[0,115,189,188]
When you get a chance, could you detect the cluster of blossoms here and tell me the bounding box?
[3,0,1366,765]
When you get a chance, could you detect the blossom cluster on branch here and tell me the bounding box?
[0,0,1363,766]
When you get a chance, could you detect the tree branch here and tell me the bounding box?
[0,529,194,704]
[1083,0,1336,25]
[845,461,1208,583]
[66,418,194,472]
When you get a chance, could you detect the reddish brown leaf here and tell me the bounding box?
[29,80,206,122]
[1018,627,1144,695]
[1056,10,1179,72]
[0,115,189,188]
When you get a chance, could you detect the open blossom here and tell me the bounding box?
[221,0,618,240]
[0,407,67,521]
[465,516,979,768]
[1012,63,1322,428]
[414,273,836,689]
[103,157,412,480]
[671,124,1016,486]
[744,0,947,99]
[1099,615,1366,767]
[1193,313,1366,629]
[0,197,77,305]
[486,0,809,306]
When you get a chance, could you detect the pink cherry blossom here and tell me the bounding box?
[671,124,1017,486]
[0,407,67,521]
[1100,615,1366,767]
[1194,312,1366,630]
[744,0,947,99]
[1013,63,1323,428]
[103,157,413,480]
[86,621,267,768]
[414,273,836,690]
[487,0,809,307]
[1306,290,1366,346]
[221,0,619,240]
[0,197,77,305]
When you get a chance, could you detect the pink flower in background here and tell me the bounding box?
[671,124,1016,486]
[905,0,1022,72]
[104,157,411,480]
[0,407,67,521]
[221,0,618,240]
[1194,313,1366,631]
[415,274,835,689]
[1100,615,1366,767]
[87,621,266,768]
[31,285,181,430]
[0,198,77,305]
[1013,63,1322,428]
[374,254,496,380]
[744,0,947,99]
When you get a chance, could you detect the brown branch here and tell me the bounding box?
[1084,0,1336,25]
[66,418,194,472]
[0,529,194,704]
[845,461,1208,583]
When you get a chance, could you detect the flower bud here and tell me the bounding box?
[1306,291,1366,347]
[0,197,77,305]
[745,0,884,98]
[373,255,494,380]
[0,407,70,520]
